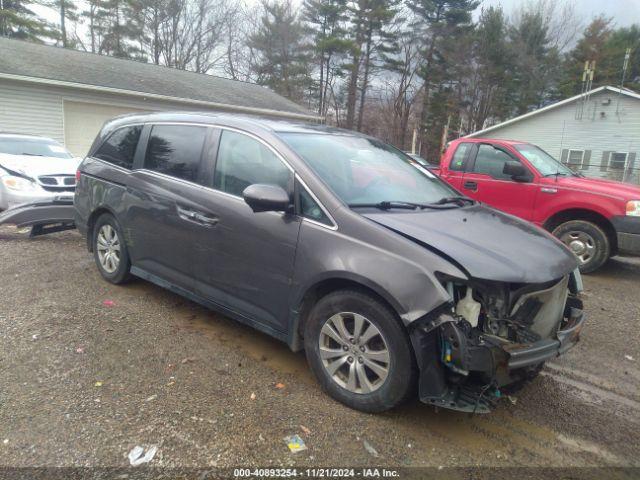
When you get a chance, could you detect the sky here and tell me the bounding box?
[479,0,640,28]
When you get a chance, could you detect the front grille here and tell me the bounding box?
[510,276,569,339]
[41,185,75,193]
[38,175,76,189]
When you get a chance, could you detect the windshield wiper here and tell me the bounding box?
[21,153,45,156]
[432,196,475,206]
[543,172,569,177]
[348,200,456,210]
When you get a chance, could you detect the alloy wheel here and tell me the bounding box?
[96,224,121,274]
[318,312,391,394]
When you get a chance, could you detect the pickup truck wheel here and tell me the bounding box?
[304,290,416,413]
[93,213,132,284]
[552,220,609,273]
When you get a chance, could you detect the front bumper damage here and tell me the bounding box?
[0,198,76,236]
[409,277,585,413]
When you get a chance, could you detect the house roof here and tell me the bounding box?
[0,38,319,121]
[467,86,640,137]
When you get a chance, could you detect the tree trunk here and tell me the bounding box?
[59,0,67,47]
[356,25,373,132]
[345,50,360,130]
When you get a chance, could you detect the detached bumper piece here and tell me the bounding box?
[410,307,585,413]
[0,198,76,237]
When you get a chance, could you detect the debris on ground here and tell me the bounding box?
[180,357,195,364]
[284,434,307,453]
[507,395,518,405]
[363,439,379,458]
[3,439,8,445]
[75,346,85,354]
[102,300,116,307]
[94,381,103,387]
[128,445,158,466]
[300,425,311,435]
[275,382,285,389]
[624,355,635,362]
[31,334,38,340]
[145,394,157,402]
[250,392,256,400]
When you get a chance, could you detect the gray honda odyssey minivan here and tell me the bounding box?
[75,113,585,413]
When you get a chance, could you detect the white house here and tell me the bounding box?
[468,86,640,185]
[0,38,318,157]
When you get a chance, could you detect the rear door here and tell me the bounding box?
[125,123,211,292]
[440,142,474,190]
[190,128,301,332]
[461,143,537,220]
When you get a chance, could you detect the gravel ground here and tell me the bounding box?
[0,226,639,473]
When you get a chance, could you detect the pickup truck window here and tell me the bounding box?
[450,143,472,171]
[473,144,521,180]
[515,144,574,177]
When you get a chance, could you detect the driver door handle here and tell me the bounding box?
[463,180,478,191]
[177,206,218,227]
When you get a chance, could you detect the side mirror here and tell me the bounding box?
[242,184,291,213]
[503,161,530,182]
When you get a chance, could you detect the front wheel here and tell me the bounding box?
[304,290,416,413]
[552,220,610,273]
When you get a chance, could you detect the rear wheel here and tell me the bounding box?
[92,213,132,284]
[304,290,416,413]
[552,220,609,273]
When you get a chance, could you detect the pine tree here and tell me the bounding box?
[405,0,478,157]
[344,0,399,131]
[0,0,55,41]
[249,0,312,102]
[302,0,351,116]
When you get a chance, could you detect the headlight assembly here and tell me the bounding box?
[1,176,38,192]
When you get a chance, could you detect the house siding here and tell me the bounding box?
[0,78,253,154]
[471,90,640,184]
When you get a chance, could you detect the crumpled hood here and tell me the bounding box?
[0,154,81,179]
[363,205,577,284]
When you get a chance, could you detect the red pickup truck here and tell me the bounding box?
[436,138,640,272]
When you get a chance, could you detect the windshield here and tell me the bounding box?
[0,137,73,159]
[515,144,575,177]
[279,133,457,207]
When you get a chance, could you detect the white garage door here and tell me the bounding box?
[63,100,149,157]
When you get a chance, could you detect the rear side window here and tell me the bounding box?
[213,130,291,197]
[144,125,207,183]
[94,125,142,169]
[450,143,471,171]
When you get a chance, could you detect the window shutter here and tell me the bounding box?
[600,151,611,172]
[581,150,591,170]
[560,149,568,164]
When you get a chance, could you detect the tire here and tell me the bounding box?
[304,290,416,413]
[552,220,610,274]
[92,213,132,284]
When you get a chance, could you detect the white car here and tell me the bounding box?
[0,133,81,210]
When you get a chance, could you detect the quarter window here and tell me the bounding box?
[450,143,472,171]
[472,144,520,180]
[213,130,291,197]
[299,184,331,226]
[144,125,207,183]
[94,125,142,169]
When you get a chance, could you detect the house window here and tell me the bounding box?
[567,150,584,169]
[610,152,628,170]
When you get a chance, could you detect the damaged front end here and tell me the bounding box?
[0,198,76,236]
[409,270,585,413]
